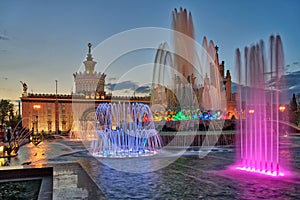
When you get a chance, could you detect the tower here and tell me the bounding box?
[83,43,96,75]
[225,70,232,102]
[219,61,225,79]
[73,43,106,99]
[172,7,195,83]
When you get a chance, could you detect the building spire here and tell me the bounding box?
[215,45,219,53]
[88,42,92,54]
[83,42,97,74]
[214,45,220,67]
[86,42,93,61]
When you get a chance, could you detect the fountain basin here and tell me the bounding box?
[91,102,162,157]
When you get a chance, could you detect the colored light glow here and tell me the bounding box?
[279,105,286,112]
[33,104,41,109]
[236,166,284,177]
[93,102,161,157]
[152,109,225,122]
[248,109,254,114]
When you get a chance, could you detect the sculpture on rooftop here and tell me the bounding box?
[20,81,28,93]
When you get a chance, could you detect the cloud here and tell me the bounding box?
[105,81,151,95]
[284,70,300,96]
[267,70,300,91]
[135,85,151,94]
[0,34,9,40]
[108,77,117,81]
[232,70,300,102]
[106,80,138,91]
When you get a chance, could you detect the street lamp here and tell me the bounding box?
[279,105,286,112]
[279,105,287,123]
[55,80,59,135]
[33,104,41,134]
[35,115,38,134]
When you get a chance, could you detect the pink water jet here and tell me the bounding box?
[235,35,287,177]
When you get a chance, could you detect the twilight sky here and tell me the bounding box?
[0,0,299,101]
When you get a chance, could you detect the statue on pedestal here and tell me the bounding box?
[20,81,28,96]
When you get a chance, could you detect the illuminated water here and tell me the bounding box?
[4,134,300,199]
[235,35,288,176]
[92,102,162,157]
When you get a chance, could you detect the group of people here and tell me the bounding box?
[3,128,21,144]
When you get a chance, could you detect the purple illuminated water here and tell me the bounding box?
[235,35,287,176]
[92,102,162,157]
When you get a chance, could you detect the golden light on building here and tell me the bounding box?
[33,104,41,109]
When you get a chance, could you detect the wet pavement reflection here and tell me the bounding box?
[2,136,300,199]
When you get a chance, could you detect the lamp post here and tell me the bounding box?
[279,105,286,122]
[33,104,41,134]
[35,115,38,134]
[279,105,286,113]
[55,80,59,135]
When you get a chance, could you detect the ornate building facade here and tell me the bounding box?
[21,43,150,133]
[21,94,73,133]
[73,43,106,99]
[21,41,236,134]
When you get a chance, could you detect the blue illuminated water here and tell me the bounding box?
[92,102,162,157]
[5,135,300,199]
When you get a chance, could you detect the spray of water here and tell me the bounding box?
[235,35,287,176]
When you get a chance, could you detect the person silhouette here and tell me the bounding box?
[6,129,11,144]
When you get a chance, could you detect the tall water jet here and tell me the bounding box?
[152,8,225,113]
[172,7,195,80]
[91,102,162,157]
[235,35,287,176]
[151,8,226,149]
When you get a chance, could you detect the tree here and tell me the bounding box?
[296,93,300,126]
[7,115,22,129]
[290,93,298,111]
[289,94,298,124]
[0,99,14,126]
[297,93,300,107]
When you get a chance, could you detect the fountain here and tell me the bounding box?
[151,8,226,148]
[235,35,287,176]
[151,8,225,113]
[0,120,32,158]
[91,102,162,157]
